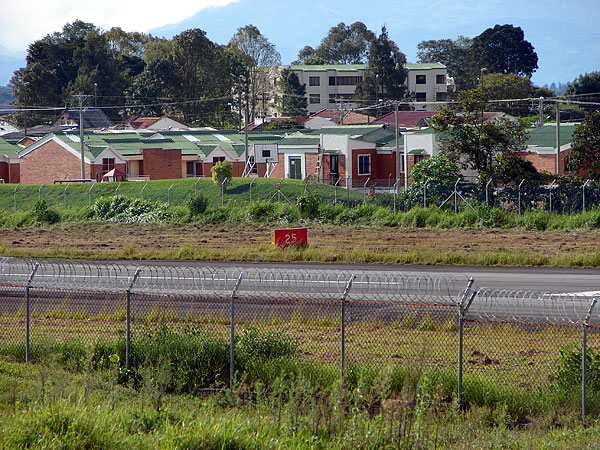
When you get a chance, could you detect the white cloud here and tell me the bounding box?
[0,0,239,54]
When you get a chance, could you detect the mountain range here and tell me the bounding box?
[1,0,599,89]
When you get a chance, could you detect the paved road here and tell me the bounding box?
[133,260,600,294]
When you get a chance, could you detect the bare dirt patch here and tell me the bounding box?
[1,222,600,266]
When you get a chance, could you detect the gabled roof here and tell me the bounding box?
[374,111,439,128]
[54,109,113,129]
[0,137,21,157]
[309,109,373,125]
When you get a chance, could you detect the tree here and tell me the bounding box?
[471,25,538,77]
[278,68,307,116]
[228,25,281,122]
[417,37,475,91]
[481,73,534,100]
[410,155,461,184]
[565,72,600,109]
[492,154,538,184]
[313,22,375,64]
[292,46,324,65]
[355,26,407,105]
[569,111,600,179]
[431,89,528,180]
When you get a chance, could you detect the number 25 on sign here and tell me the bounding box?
[271,228,308,248]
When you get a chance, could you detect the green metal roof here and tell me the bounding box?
[289,64,368,71]
[0,137,21,157]
[405,63,446,70]
[319,125,385,136]
[526,123,576,148]
[289,63,446,71]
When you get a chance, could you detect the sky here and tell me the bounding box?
[0,0,239,54]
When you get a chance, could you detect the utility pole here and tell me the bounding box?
[394,101,403,190]
[74,93,92,179]
[244,96,249,176]
[556,101,561,175]
[538,97,544,126]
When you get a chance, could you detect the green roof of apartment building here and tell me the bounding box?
[289,62,446,71]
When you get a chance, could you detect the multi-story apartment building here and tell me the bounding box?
[284,62,449,114]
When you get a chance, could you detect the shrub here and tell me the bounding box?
[32,199,60,224]
[188,193,209,216]
[296,193,320,219]
[90,196,171,223]
[211,160,233,185]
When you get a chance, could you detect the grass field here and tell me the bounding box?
[0,177,365,211]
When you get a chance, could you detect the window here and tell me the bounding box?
[416,74,426,84]
[248,156,258,174]
[212,156,225,165]
[309,76,320,86]
[436,74,446,84]
[329,76,336,86]
[329,94,337,104]
[102,158,114,173]
[414,155,424,164]
[261,149,271,159]
[335,76,362,86]
[357,154,371,175]
[416,92,427,102]
[436,92,447,102]
[309,93,320,104]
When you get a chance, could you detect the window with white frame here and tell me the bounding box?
[357,154,371,175]
[436,74,446,84]
[309,76,320,86]
[309,93,320,104]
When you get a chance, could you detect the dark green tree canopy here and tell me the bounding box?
[355,26,407,105]
[315,22,375,64]
[565,72,600,109]
[471,24,538,77]
[417,36,474,91]
[278,68,307,117]
[569,111,600,179]
[431,89,528,180]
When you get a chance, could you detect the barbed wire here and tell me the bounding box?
[2,258,599,326]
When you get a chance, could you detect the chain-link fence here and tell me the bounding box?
[6,177,600,214]
[1,257,600,419]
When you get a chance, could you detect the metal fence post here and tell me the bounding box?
[194,177,201,197]
[141,183,147,201]
[63,184,69,208]
[582,180,590,212]
[249,178,256,203]
[485,179,492,207]
[115,183,121,198]
[38,184,44,202]
[88,183,95,208]
[346,176,350,207]
[363,177,370,204]
[454,178,461,214]
[334,177,340,205]
[457,278,475,407]
[424,178,431,208]
[582,297,598,425]
[125,268,141,372]
[230,273,244,390]
[221,177,228,206]
[518,179,524,216]
[548,180,556,213]
[25,263,39,363]
[168,183,175,206]
[13,183,19,212]
[340,274,355,384]
[393,178,400,213]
